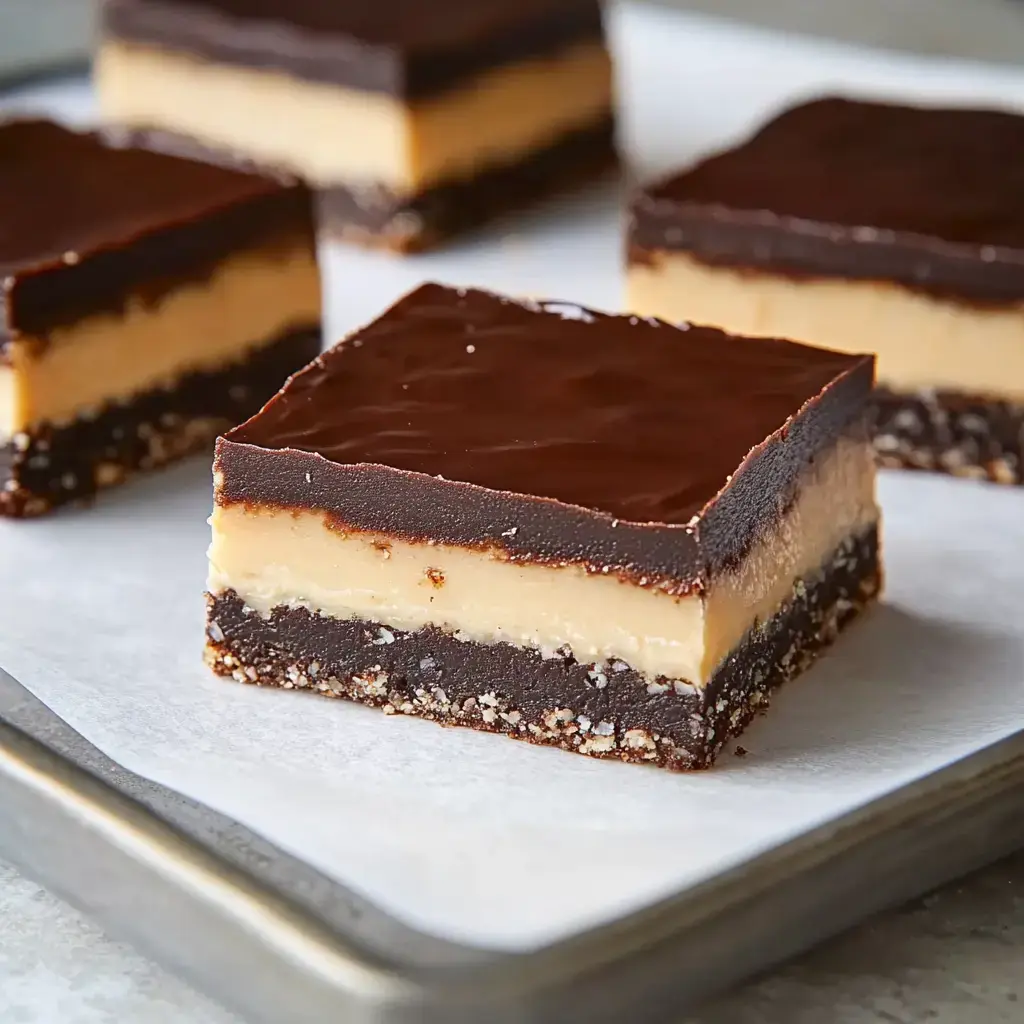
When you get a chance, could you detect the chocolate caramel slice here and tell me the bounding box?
[626,97,1024,485]
[0,120,321,517]
[96,0,619,251]
[205,283,880,770]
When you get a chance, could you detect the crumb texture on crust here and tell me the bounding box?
[869,388,1024,485]
[0,328,320,518]
[205,526,881,771]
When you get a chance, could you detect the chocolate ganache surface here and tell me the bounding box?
[0,120,308,342]
[223,283,871,527]
[631,98,1024,303]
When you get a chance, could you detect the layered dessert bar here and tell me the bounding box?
[205,283,880,770]
[627,97,1024,484]
[0,120,320,518]
[96,0,618,252]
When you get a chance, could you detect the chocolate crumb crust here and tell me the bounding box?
[205,525,881,770]
[629,98,1024,305]
[101,0,606,100]
[0,120,313,344]
[216,283,874,591]
[869,387,1023,485]
[319,115,618,253]
[1,326,319,518]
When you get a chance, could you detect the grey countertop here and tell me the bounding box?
[665,0,1024,64]
[5,0,1024,79]
[2,850,1021,1023]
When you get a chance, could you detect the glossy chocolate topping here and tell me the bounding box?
[630,97,1024,303]
[102,0,605,98]
[218,284,873,586]
[0,120,313,344]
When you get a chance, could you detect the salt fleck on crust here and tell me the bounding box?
[624,728,656,751]
[541,301,595,323]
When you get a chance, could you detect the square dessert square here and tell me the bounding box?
[627,97,1024,485]
[96,0,618,252]
[0,120,321,518]
[205,283,880,771]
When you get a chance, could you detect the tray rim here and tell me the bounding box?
[2,666,1022,1024]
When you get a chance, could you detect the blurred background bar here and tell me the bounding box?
[0,0,96,84]
[2,0,1024,85]
[660,0,1024,64]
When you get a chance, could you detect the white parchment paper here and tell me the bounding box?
[1,3,1023,951]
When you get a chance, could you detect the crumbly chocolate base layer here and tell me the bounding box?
[319,115,618,253]
[205,525,880,770]
[0,327,320,518]
[869,387,1023,485]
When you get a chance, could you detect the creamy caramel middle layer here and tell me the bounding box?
[0,243,320,439]
[208,437,877,685]
[627,251,1024,401]
[95,40,614,195]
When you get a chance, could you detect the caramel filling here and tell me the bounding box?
[207,438,877,685]
[96,40,614,195]
[627,251,1024,401]
[0,243,320,438]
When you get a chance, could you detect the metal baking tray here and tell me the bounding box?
[2,665,1022,1023]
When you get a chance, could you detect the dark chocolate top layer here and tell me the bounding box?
[102,0,604,98]
[1,120,313,345]
[218,284,873,588]
[630,97,1024,303]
